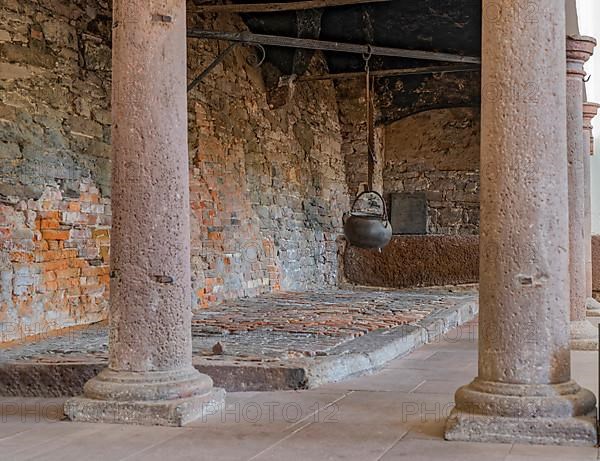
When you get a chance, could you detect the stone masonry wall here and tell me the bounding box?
[187,14,348,305]
[0,0,111,342]
[0,4,349,341]
[383,107,480,235]
[336,79,384,198]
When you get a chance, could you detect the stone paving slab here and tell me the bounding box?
[0,286,478,397]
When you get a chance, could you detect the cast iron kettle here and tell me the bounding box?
[343,190,392,250]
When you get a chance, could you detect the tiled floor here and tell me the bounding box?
[0,320,598,461]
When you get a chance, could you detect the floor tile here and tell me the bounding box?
[380,438,511,461]
[506,443,599,460]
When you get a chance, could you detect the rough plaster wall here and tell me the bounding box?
[0,0,111,342]
[383,107,480,235]
[0,4,349,341]
[187,15,348,304]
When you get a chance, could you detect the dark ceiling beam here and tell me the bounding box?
[187,30,482,64]
[189,0,391,14]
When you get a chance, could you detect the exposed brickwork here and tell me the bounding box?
[187,15,349,306]
[0,0,111,342]
[0,181,110,342]
[0,5,351,341]
[1,2,483,343]
[384,107,480,235]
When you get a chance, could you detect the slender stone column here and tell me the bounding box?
[567,36,597,349]
[584,102,600,313]
[64,0,224,426]
[445,1,596,445]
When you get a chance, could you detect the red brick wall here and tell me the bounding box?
[0,181,110,342]
[0,0,112,343]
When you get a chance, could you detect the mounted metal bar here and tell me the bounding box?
[187,42,237,92]
[189,0,391,14]
[187,30,482,65]
[294,64,480,82]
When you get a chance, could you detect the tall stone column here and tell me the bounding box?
[567,36,597,349]
[65,0,224,426]
[584,102,600,313]
[445,1,596,445]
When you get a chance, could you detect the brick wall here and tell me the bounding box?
[187,15,348,304]
[0,182,110,342]
[0,0,111,342]
[383,107,480,235]
[0,5,350,341]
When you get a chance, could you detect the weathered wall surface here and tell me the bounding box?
[383,107,480,235]
[336,80,384,198]
[187,16,348,306]
[0,0,111,342]
[344,235,479,288]
[592,235,600,298]
[0,4,349,341]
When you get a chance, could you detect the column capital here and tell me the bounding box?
[583,102,600,156]
[566,35,596,77]
[583,102,600,125]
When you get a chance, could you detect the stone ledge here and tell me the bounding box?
[0,289,478,397]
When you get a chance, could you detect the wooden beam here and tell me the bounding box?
[295,64,480,82]
[187,30,482,64]
[189,0,391,14]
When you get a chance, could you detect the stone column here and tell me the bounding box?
[445,1,596,445]
[567,36,597,349]
[64,0,224,426]
[584,102,600,313]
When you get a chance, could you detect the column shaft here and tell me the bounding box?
[567,35,597,349]
[445,0,596,445]
[584,102,600,312]
[65,0,224,426]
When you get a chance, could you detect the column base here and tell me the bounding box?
[444,379,597,446]
[64,367,225,427]
[570,320,599,350]
[586,297,600,315]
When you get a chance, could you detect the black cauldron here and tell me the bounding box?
[343,191,392,250]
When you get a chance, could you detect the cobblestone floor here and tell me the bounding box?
[0,286,477,362]
[191,286,478,359]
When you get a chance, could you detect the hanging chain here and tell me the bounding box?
[363,46,376,192]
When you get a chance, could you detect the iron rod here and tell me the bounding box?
[187,30,481,64]
[295,64,480,82]
[189,0,391,14]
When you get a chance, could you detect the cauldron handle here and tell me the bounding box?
[351,190,389,221]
